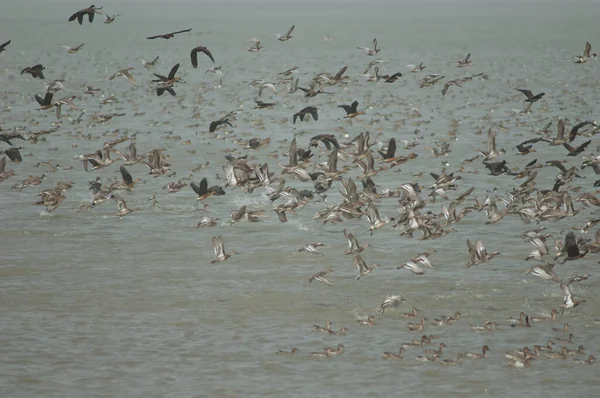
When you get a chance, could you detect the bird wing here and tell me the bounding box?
[168,63,180,80]
[584,41,592,58]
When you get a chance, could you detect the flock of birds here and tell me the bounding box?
[1,4,600,371]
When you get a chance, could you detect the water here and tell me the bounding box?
[1,0,600,397]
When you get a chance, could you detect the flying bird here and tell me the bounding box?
[190,46,215,67]
[146,28,192,40]
[276,25,295,41]
[293,106,318,124]
[68,5,101,25]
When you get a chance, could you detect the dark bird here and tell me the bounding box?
[21,64,46,79]
[209,111,236,132]
[146,28,192,40]
[191,177,213,202]
[1,147,22,162]
[34,91,54,109]
[190,46,215,68]
[564,140,591,156]
[68,5,101,25]
[514,138,542,155]
[378,138,397,159]
[382,72,403,83]
[310,134,340,150]
[156,83,176,96]
[567,121,594,142]
[293,106,318,124]
[517,89,545,103]
[0,131,26,146]
[485,160,510,175]
[338,101,363,118]
[563,232,587,261]
[254,100,275,109]
[153,63,183,85]
[0,39,10,53]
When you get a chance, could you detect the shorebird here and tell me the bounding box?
[68,5,101,24]
[575,41,596,63]
[63,44,84,53]
[247,40,263,52]
[102,13,122,24]
[560,282,586,313]
[109,67,137,87]
[354,254,380,280]
[466,239,500,267]
[276,25,295,41]
[343,228,369,254]
[146,28,192,40]
[377,295,404,314]
[442,79,462,95]
[211,236,236,263]
[357,38,381,56]
[308,269,333,286]
[139,56,159,68]
[298,243,325,255]
[190,46,215,67]
[21,64,45,79]
[456,53,472,67]
[205,66,223,85]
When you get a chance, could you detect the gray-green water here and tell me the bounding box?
[1,0,600,397]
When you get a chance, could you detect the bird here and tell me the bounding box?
[102,13,122,24]
[209,111,236,132]
[21,64,46,79]
[338,101,363,118]
[382,72,403,83]
[153,63,184,85]
[0,39,11,53]
[109,67,137,87]
[354,254,380,280]
[68,5,101,25]
[190,46,215,67]
[343,228,370,254]
[247,40,263,52]
[293,106,318,124]
[575,41,596,63]
[457,53,472,67]
[517,89,545,103]
[560,282,586,313]
[139,56,159,68]
[211,236,236,264]
[191,177,215,203]
[357,38,381,55]
[309,269,333,286]
[276,25,295,41]
[0,147,22,163]
[442,79,463,95]
[146,28,192,40]
[563,140,591,156]
[63,44,84,53]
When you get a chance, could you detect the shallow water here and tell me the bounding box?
[1,0,600,397]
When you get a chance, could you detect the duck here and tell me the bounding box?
[463,345,490,359]
[382,347,404,359]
